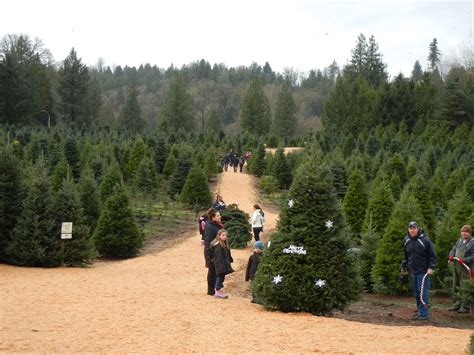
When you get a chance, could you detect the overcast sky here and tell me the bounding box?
[1,0,472,78]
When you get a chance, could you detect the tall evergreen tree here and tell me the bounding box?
[411,60,423,83]
[441,68,469,127]
[362,182,394,235]
[58,48,90,127]
[93,185,143,258]
[119,83,145,133]
[64,136,80,178]
[162,152,177,177]
[249,144,267,177]
[359,219,380,291]
[427,38,441,71]
[134,156,159,196]
[168,149,193,198]
[54,177,97,266]
[274,83,297,138]
[149,136,168,174]
[240,78,271,135]
[99,160,123,203]
[372,189,424,294]
[0,145,24,263]
[7,162,61,267]
[252,158,360,314]
[159,74,194,133]
[343,169,368,237]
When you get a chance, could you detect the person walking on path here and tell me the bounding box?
[401,221,436,321]
[238,156,245,173]
[245,240,263,303]
[448,224,474,313]
[251,204,265,242]
[203,209,223,296]
[211,229,234,299]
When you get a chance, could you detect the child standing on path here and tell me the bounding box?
[245,241,263,303]
[211,229,234,299]
[251,204,265,242]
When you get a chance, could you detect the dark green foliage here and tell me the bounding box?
[0,146,24,262]
[99,161,123,203]
[427,38,441,70]
[123,139,147,181]
[359,222,380,291]
[343,169,368,237]
[260,175,279,195]
[180,166,212,209]
[274,83,297,138]
[7,162,61,267]
[54,178,97,266]
[134,156,159,196]
[150,136,168,174]
[64,136,80,178]
[362,182,394,235]
[93,185,143,258]
[77,168,100,234]
[249,145,266,177]
[159,74,194,133]
[162,152,177,177]
[435,191,473,283]
[272,148,292,189]
[203,150,220,179]
[58,48,90,127]
[240,78,271,135]
[372,189,424,294]
[168,149,192,198]
[253,159,360,314]
[51,156,71,192]
[220,204,252,248]
[119,84,145,133]
[407,174,435,233]
[330,159,348,200]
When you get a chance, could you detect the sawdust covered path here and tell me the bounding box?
[0,169,471,353]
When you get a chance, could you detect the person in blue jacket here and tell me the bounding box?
[401,221,436,321]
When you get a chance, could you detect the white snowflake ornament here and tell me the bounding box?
[315,279,326,288]
[272,275,283,284]
[288,199,295,208]
[325,220,334,229]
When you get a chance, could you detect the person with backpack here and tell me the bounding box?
[198,208,212,246]
[203,209,223,296]
[210,229,234,299]
[401,221,436,321]
[251,204,265,242]
[448,224,474,313]
[238,156,245,173]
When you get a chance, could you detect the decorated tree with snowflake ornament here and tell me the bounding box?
[252,155,360,314]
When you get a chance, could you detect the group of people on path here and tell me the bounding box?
[401,221,473,321]
[198,195,265,299]
[221,150,252,173]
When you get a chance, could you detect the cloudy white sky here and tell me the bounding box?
[1,0,472,77]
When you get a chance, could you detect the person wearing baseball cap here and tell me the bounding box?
[401,221,436,321]
[448,224,474,313]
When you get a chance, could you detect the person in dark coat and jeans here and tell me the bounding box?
[204,209,223,296]
[401,221,436,321]
[211,229,234,299]
[245,240,263,303]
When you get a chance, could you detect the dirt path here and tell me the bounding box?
[0,170,472,353]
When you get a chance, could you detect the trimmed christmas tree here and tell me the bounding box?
[343,169,368,237]
[77,168,100,234]
[220,204,252,248]
[134,156,159,196]
[372,188,425,294]
[64,136,80,179]
[359,217,380,291]
[168,149,192,198]
[249,144,266,177]
[93,184,143,258]
[180,166,212,209]
[99,160,123,203]
[162,152,177,177]
[7,162,61,267]
[252,158,360,315]
[273,148,293,189]
[150,136,168,174]
[52,156,72,191]
[362,182,394,235]
[54,177,97,266]
[0,146,25,263]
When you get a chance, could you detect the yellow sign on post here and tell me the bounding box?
[61,222,73,239]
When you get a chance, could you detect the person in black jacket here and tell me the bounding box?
[204,209,223,296]
[211,229,234,299]
[245,240,263,303]
[401,221,436,321]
